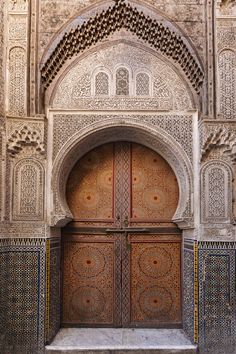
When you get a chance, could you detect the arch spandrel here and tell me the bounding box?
[50,120,194,229]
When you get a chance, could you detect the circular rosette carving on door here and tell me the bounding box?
[144,187,166,210]
[70,286,106,321]
[98,169,113,190]
[78,189,100,209]
[82,151,100,170]
[138,286,173,319]
[138,246,173,278]
[72,246,106,278]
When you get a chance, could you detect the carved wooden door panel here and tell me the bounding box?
[121,233,181,327]
[62,142,181,327]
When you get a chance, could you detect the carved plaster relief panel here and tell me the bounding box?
[217,27,236,52]
[52,114,193,163]
[9,0,27,12]
[218,50,236,119]
[201,161,232,224]
[205,0,216,117]
[6,0,28,116]
[5,119,45,221]
[218,0,236,16]
[200,121,236,163]
[51,43,193,111]
[6,119,45,157]
[8,47,27,116]
[217,15,236,119]
[0,1,5,123]
[12,158,44,221]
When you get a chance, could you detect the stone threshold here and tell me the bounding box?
[45,328,197,354]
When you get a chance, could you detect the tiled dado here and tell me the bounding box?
[198,241,236,354]
[0,238,46,354]
[45,238,61,344]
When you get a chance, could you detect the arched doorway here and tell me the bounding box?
[62,141,181,328]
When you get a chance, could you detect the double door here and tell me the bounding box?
[62,142,181,327]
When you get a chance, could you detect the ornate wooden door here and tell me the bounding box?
[62,142,181,327]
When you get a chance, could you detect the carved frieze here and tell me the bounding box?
[52,114,193,163]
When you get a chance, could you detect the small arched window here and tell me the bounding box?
[95,72,109,95]
[136,72,150,96]
[116,67,129,96]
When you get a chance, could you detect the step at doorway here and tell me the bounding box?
[45,328,197,354]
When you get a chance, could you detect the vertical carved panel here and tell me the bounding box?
[8,47,26,116]
[0,1,5,123]
[114,142,131,228]
[7,0,28,116]
[136,73,150,96]
[201,161,232,223]
[13,159,44,221]
[219,50,236,119]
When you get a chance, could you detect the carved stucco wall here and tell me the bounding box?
[5,118,45,223]
[50,42,194,111]
[38,0,205,64]
[6,0,28,117]
[0,1,5,123]
[217,1,236,120]
[201,160,233,224]
[0,0,236,353]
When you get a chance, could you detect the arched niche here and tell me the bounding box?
[201,160,233,224]
[12,158,45,221]
[50,120,193,229]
